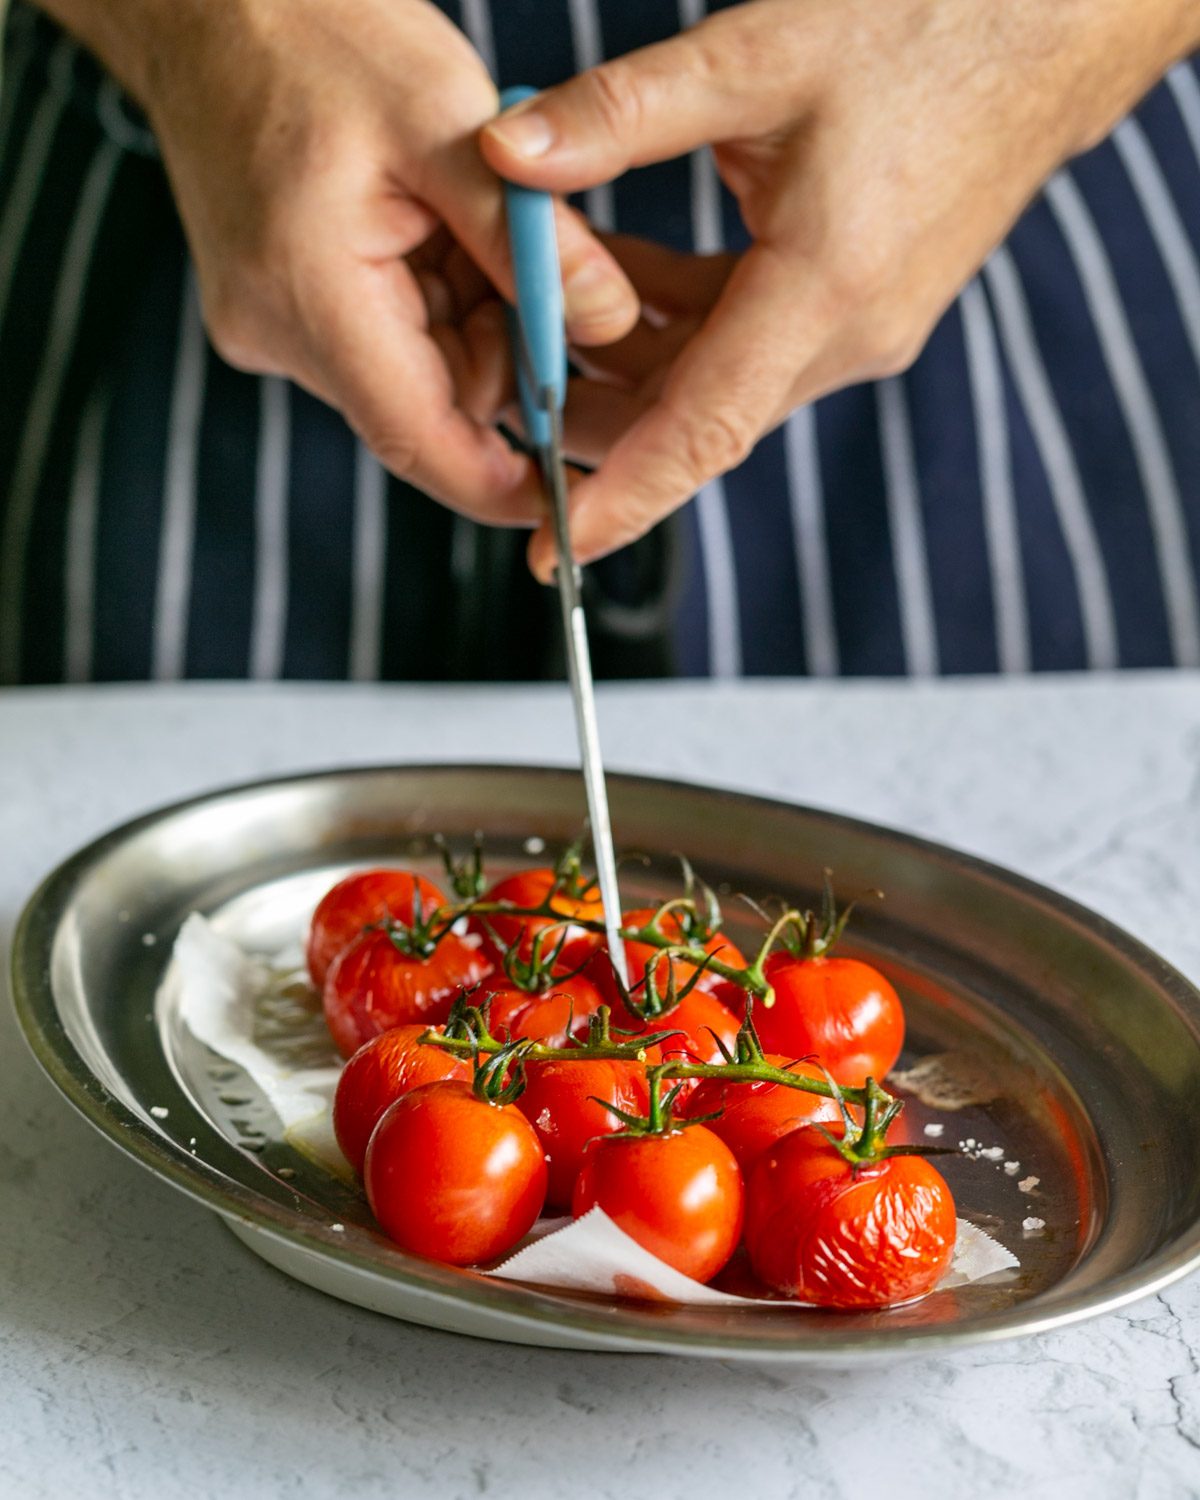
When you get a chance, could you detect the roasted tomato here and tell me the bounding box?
[332,1024,469,1175]
[471,867,604,969]
[518,1057,652,1209]
[323,927,491,1058]
[681,1055,843,1171]
[365,1079,547,1265]
[752,950,905,1087]
[307,869,446,988]
[482,972,606,1049]
[572,1123,745,1284]
[744,1125,956,1308]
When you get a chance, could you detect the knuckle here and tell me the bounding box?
[203,284,269,371]
[672,401,757,482]
[824,246,893,318]
[365,425,422,481]
[856,315,925,379]
[583,61,644,142]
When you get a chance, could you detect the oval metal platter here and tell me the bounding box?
[12,764,1200,1363]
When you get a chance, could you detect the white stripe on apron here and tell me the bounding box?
[782,404,839,677]
[62,382,108,684]
[678,0,742,679]
[877,376,938,677]
[349,443,387,681]
[459,0,498,80]
[1165,63,1200,165]
[0,37,73,332]
[1045,170,1200,667]
[0,136,119,683]
[152,268,206,681]
[960,278,1030,674]
[1112,118,1200,378]
[983,246,1119,669]
[249,375,291,680]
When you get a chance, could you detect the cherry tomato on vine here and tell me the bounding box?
[518,1057,652,1209]
[332,1024,469,1174]
[481,972,606,1049]
[323,927,492,1058]
[619,907,747,998]
[365,1079,547,1266]
[681,1055,843,1171]
[307,868,446,988]
[744,1125,956,1308]
[472,867,604,969]
[573,1122,745,1284]
[626,988,742,1104]
[752,950,905,1087]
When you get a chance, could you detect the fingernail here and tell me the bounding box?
[563,260,633,332]
[489,106,556,160]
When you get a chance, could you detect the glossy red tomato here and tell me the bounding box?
[332,1024,469,1174]
[365,1080,547,1265]
[572,1124,745,1283]
[323,927,492,1058]
[744,1125,956,1307]
[482,973,606,1049]
[752,951,905,1087]
[307,869,446,989]
[472,867,604,969]
[619,907,747,999]
[518,1057,652,1209]
[681,1055,844,1171]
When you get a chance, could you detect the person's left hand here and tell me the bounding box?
[481,0,1200,580]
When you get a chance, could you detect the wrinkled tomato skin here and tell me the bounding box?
[682,1055,843,1171]
[471,868,604,969]
[752,951,905,1087]
[572,1126,745,1284]
[365,1081,547,1265]
[307,869,446,989]
[332,1025,469,1175]
[519,1058,652,1209]
[481,974,605,1049]
[323,928,492,1058]
[744,1126,957,1308]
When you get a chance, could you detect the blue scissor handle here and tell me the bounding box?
[499,85,566,452]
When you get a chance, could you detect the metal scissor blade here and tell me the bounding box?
[539,390,628,986]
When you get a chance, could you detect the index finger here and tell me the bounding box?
[304,255,545,525]
[527,245,823,577]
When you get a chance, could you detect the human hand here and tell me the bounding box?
[75,0,639,520]
[482,0,1200,575]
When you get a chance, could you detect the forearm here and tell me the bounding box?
[22,0,221,105]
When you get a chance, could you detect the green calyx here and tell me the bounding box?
[434,831,488,902]
[776,869,879,961]
[593,1071,698,1139]
[470,1040,532,1106]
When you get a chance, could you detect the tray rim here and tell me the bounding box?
[12,760,1200,1361]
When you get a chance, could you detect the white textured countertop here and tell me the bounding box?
[2,675,1200,1499]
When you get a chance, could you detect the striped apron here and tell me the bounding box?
[3,0,1200,683]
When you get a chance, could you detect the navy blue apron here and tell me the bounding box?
[2,0,1200,683]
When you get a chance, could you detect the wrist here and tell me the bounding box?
[1050,0,1200,156]
[24,0,255,108]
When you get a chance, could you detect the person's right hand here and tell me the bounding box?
[88,0,639,521]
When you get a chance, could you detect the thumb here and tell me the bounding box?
[480,13,791,192]
[418,132,640,347]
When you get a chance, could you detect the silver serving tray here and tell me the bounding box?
[12,765,1200,1363]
